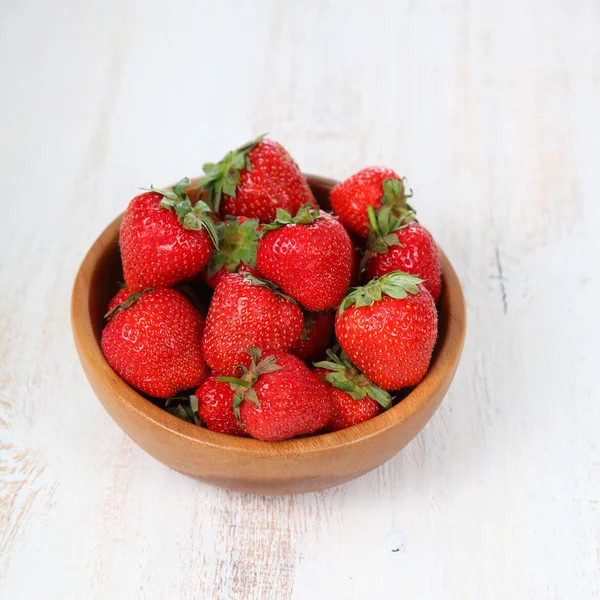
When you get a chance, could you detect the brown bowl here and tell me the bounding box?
[71,174,466,494]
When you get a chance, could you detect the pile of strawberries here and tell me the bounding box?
[101,136,441,441]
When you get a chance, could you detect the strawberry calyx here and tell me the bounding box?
[380,177,415,214]
[337,270,423,316]
[217,347,283,423]
[241,272,297,304]
[206,217,260,278]
[164,394,202,425]
[104,288,153,319]
[150,177,219,248]
[365,204,415,254]
[261,204,323,235]
[314,348,392,409]
[198,134,266,212]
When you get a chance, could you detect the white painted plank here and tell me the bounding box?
[1,0,599,598]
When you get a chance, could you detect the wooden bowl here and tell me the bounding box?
[71,174,466,494]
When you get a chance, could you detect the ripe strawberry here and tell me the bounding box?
[120,178,218,292]
[194,374,249,436]
[290,311,334,363]
[256,206,353,311]
[202,272,303,376]
[106,286,129,312]
[222,348,333,441]
[335,271,437,390]
[314,348,391,431]
[350,245,362,287]
[101,288,208,398]
[203,216,262,289]
[363,205,441,301]
[199,135,316,223]
[330,167,412,238]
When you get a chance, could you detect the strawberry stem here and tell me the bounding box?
[367,205,381,237]
[217,376,251,387]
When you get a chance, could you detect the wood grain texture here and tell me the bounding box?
[1,0,599,597]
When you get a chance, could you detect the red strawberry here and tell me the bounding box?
[202,273,303,376]
[313,349,391,431]
[120,178,218,292]
[349,245,362,287]
[106,286,129,312]
[224,348,333,441]
[330,167,412,238]
[203,216,262,289]
[199,135,316,223]
[290,311,334,363]
[363,205,441,301]
[256,206,353,311]
[194,374,249,436]
[101,288,208,398]
[335,271,437,390]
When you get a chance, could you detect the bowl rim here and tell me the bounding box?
[71,174,466,457]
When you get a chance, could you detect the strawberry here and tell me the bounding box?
[120,178,218,292]
[101,288,208,398]
[290,311,334,363]
[256,205,353,311]
[335,271,437,390]
[363,205,441,301]
[330,167,412,238]
[350,245,362,287]
[106,286,129,312]
[222,348,333,441]
[203,216,262,289]
[314,348,391,431]
[202,272,303,376]
[199,135,316,223]
[194,374,249,436]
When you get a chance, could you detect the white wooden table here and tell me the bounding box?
[1,1,599,598]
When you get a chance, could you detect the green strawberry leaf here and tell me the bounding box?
[365,204,413,254]
[255,355,283,376]
[244,388,260,408]
[261,203,322,235]
[166,403,199,424]
[172,177,191,198]
[315,346,392,408]
[150,178,219,248]
[381,271,422,296]
[337,271,422,316]
[365,385,393,409]
[197,134,266,212]
[175,198,193,220]
[380,286,408,300]
[222,180,237,197]
[313,360,343,372]
[245,346,262,365]
[382,178,404,203]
